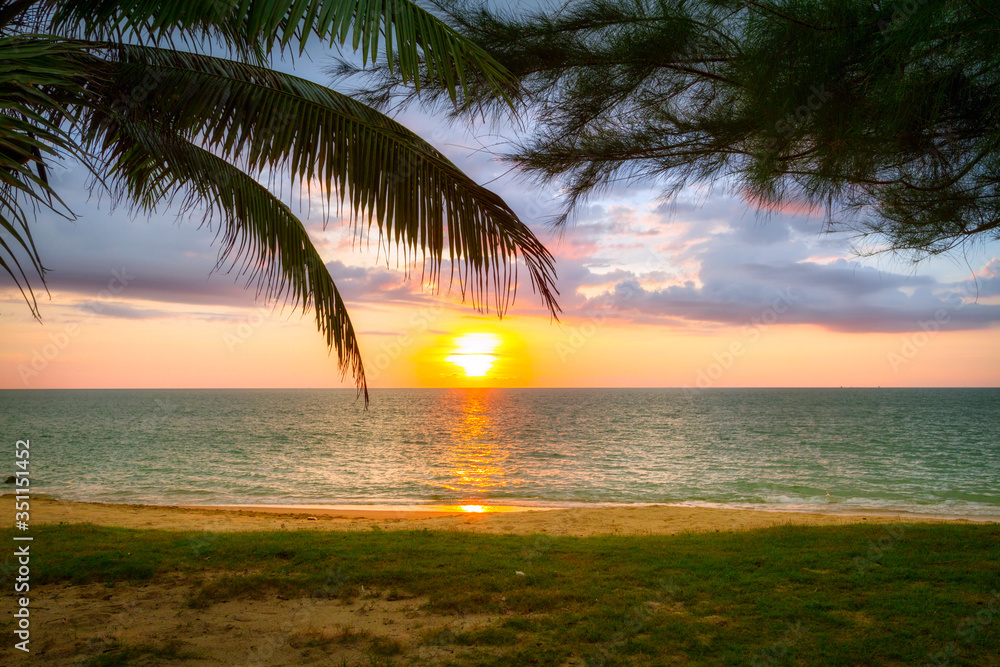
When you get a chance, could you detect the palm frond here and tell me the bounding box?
[91,113,369,401]
[0,34,94,315]
[1,4,550,397]
[82,45,558,319]
[46,0,520,104]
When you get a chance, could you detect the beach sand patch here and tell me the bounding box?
[4,495,972,537]
[6,580,509,666]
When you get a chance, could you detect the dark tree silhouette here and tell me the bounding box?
[343,0,1000,257]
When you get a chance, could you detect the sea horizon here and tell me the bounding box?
[6,385,997,390]
[4,387,998,519]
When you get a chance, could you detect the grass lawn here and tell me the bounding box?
[3,522,998,665]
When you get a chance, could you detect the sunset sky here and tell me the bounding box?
[3,43,999,391]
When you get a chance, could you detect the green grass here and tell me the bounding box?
[6,522,999,666]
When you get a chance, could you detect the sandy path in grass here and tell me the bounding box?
[3,494,986,536]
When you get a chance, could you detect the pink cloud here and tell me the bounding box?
[742,191,824,218]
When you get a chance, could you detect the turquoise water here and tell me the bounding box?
[1,388,998,517]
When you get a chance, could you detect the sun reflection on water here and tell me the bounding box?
[460,505,486,513]
[443,390,509,502]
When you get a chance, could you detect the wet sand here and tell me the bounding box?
[4,494,986,536]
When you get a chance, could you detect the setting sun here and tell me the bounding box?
[460,505,486,513]
[445,333,501,377]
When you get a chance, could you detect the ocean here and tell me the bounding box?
[1,388,997,517]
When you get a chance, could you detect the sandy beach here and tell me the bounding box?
[3,495,996,666]
[4,494,985,536]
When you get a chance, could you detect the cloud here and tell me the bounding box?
[569,251,1000,334]
[3,84,999,344]
[547,194,1000,333]
[972,258,1000,297]
[326,260,439,305]
[71,302,171,320]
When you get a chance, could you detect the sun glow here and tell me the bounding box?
[460,505,486,513]
[445,333,501,377]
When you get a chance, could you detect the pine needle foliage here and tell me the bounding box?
[342,0,1000,256]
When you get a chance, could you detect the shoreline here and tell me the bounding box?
[5,494,996,536]
[182,500,1000,522]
